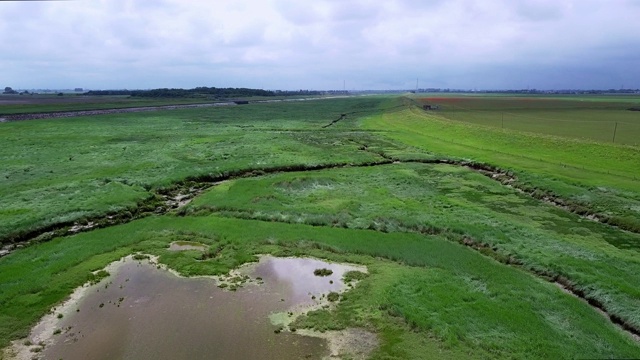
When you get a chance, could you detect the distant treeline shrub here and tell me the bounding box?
[85,87,322,98]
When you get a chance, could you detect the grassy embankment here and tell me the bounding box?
[416,94,640,145]
[363,97,640,232]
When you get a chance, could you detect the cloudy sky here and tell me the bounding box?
[1,0,639,90]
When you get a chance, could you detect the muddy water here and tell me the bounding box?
[249,256,359,307]
[40,256,361,360]
[168,241,207,251]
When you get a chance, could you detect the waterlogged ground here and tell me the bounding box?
[168,241,208,251]
[16,256,366,360]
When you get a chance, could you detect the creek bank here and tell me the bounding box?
[0,160,396,251]
[320,103,406,129]
[3,158,634,257]
[403,158,640,234]
[296,328,379,360]
[322,114,346,128]
[551,274,640,341]
[356,143,627,233]
[458,236,640,341]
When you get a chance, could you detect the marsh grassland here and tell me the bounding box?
[1,94,639,359]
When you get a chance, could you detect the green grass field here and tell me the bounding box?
[183,163,640,330]
[2,216,639,359]
[416,95,640,145]
[0,96,393,243]
[1,94,639,359]
[363,101,640,233]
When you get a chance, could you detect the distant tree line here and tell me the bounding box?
[85,87,322,98]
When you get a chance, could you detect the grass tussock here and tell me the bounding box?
[313,268,333,277]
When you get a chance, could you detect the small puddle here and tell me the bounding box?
[13,255,366,360]
[168,241,207,251]
[248,256,361,309]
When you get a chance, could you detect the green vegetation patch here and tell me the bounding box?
[0,96,401,244]
[184,163,640,334]
[363,101,640,231]
[313,268,333,277]
[417,95,640,145]
[1,216,639,359]
[343,270,368,283]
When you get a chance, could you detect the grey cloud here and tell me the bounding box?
[325,1,383,22]
[0,0,639,90]
[511,1,569,22]
[275,1,324,25]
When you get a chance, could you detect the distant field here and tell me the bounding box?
[0,95,215,115]
[0,94,347,116]
[417,95,640,145]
